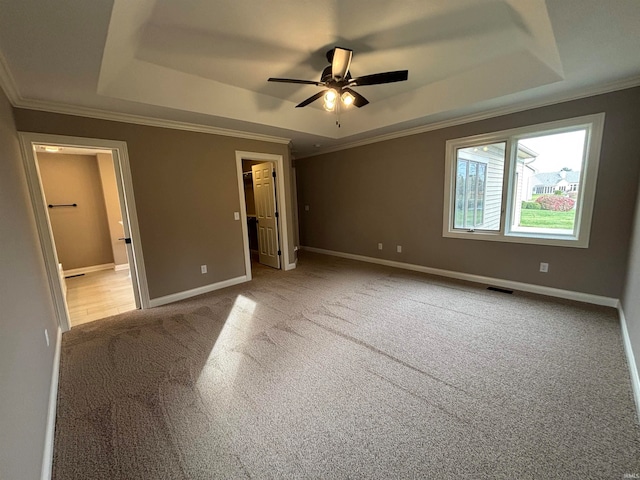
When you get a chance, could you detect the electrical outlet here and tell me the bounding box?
[44,328,50,347]
[378,243,383,250]
[201,265,208,274]
[397,245,402,253]
[234,212,240,220]
[539,262,549,273]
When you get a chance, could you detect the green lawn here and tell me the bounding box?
[519,209,576,229]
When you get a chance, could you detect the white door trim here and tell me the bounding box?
[235,151,291,280]
[18,132,150,332]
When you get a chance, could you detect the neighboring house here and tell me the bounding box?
[531,170,580,195]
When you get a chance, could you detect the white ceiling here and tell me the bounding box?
[0,0,639,157]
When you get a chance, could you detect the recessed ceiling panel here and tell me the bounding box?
[98,0,564,138]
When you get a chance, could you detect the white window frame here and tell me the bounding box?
[442,113,605,248]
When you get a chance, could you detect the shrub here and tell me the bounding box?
[521,201,541,210]
[554,190,564,195]
[535,194,575,212]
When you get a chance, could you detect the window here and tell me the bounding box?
[455,159,486,229]
[443,114,605,248]
[454,142,505,231]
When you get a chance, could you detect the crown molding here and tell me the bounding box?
[13,98,291,144]
[300,75,640,159]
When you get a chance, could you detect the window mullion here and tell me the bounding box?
[473,161,480,227]
[499,138,515,236]
[463,161,469,229]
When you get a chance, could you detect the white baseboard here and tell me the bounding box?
[41,326,62,480]
[618,305,640,422]
[149,275,248,308]
[63,263,114,277]
[114,263,129,271]
[301,246,618,308]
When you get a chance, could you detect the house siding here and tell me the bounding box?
[458,144,505,230]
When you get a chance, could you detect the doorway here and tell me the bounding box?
[235,151,292,280]
[242,159,281,269]
[19,133,149,332]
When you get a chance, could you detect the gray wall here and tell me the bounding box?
[622,171,640,397]
[0,90,59,478]
[13,109,294,299]
[296,87,640,299]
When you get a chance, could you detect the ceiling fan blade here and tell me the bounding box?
[296,90,326,108]
[331,47,352,80]
[343,88,369,108]
[350,70,408,86]
[268,77,323,86]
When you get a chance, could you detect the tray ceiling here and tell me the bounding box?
[0,0,639,157]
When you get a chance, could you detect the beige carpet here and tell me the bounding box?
[53,252,640,479]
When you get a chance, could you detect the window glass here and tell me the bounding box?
[454,143,505,231]
[511,130,586,235]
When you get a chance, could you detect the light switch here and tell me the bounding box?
[234,212,240,220]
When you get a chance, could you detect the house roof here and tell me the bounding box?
[0,1,639,157]
[532,171,581,187]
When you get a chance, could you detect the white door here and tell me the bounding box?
[252,162,280,269]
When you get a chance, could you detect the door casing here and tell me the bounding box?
[235,151,293,280]
[19,132,150,332]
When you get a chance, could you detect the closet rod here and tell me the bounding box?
[48,203,77,208]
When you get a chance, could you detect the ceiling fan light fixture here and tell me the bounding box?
[324,89,337,103]
[324,89,338,110]
[341,91,355,107]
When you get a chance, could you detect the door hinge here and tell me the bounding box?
[277,250,281,256]
[272,171,276,178]
[119,237,132,244]
[275,211,279,218]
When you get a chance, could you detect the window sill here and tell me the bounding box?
[443,229,588,248]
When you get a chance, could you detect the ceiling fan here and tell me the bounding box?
[268,47,408,111]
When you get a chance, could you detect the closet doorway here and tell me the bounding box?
[242,159,280,269]
[20,133,149,331]
[235,151,293,280]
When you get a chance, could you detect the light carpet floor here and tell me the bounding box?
[53,252,640,479]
